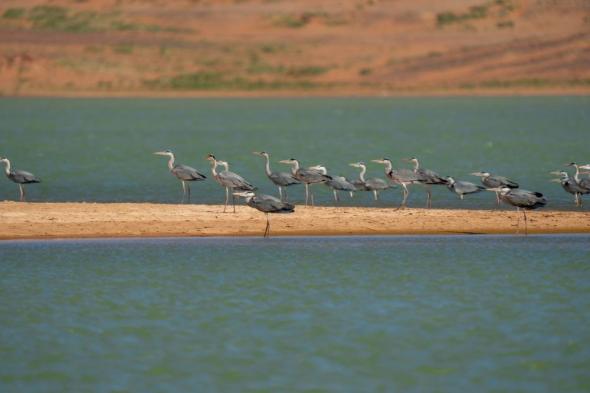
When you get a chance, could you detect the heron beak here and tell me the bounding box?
[470,172,483,176]
[153,151,167,156]
[252,151,261,155]
[485,187,502,192]
[549,171,562,176]
[549,179,562,183]
[278,160,290,164]
[371,159,383,164]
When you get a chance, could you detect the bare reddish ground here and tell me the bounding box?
[0,0,589,96]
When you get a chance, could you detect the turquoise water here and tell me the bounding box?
[1,235,589,392]
[1,97,589,208]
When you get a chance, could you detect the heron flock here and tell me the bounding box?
[1,153,589,237]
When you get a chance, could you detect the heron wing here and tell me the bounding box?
[11,170,40,183]
[365,178,391,191]
[455,181,484,194]
[219,170,256,191]
[416,168,447,185]
[253,195,295,213]
[296,168,330,183]
[326,176,356,191]
[486,175,519,188]
[270,171,301,186]
[172,164,206,181]
[506,189,547,208]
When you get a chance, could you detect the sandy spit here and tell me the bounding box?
[0,202,589,240]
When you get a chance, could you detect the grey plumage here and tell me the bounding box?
[446,177,485,200]
[349,162,392,201]
[405,157,447,208]
[487,186,547,235]
[207,154,256,213]
[154,150,206,203]
[253,151,300,201]
[551,170,589,207]
[471,171,519,205]
[234,191,295,237]
[279,158,331,206]
[0,157,40,201]
[372,158,419,208]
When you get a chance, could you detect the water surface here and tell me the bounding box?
[1,235,589,392]
[1,97,588,209]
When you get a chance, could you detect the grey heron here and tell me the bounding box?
[349,161,392,201]
[471,171,519,205]
[308,165,356,202]
[486,187,547,235]
[279,158,331,206]
[154,150,206,202]
[0,156,40,201]
[206,154,256,213]
[371,158,419,208]
[253,151,300,201]
[233,191,295,237]
[565,163,590,190]
[446,177,485,200]
[403,157,448,208]
[550,170,589,207]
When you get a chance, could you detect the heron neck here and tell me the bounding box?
[573,165,580,182]
[167,154,175,171]
[291,161,300,175]
[412,160,419,172]
[210,160,218,177]
[384,161,392,174]
[263,155,272,176]
[358,165,367,182]
[1,160,10,174]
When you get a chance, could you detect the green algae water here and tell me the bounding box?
[1,96,589,209]
[1,235,589,392]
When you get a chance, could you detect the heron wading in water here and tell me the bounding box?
[154,150,206,203]
[233,191,295,237]
[0,156,40,201]
[206,154,256,213]
[253,151,300,201]
[486,187,547,235]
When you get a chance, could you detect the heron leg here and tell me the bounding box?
[180,181,186,203]
[304,184,309,206]
[349,191,354,199]
[515,207,521,234]
[264,214,270,238]
[278,186,283,201]
[284,187,289,202]
[224,187,229,212]
[310,185,315,206]
[18,184,25,202]
[460,194,464,200]
[495,192,500,206]
[373,190,378,201]
[426,185,432,208]
[232,187,236,213]
[523,209,528,236]
[395,184,408,211]
[187,183,191,203]
[333,189,339,202]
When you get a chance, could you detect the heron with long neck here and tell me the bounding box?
[371,158,418,208]
[551,170,589,207]
[279,158,330,206]
[0,156,40,201]
[233,191,295,237]
[206,154,256,213]
[349,161,391,201]
[403,157,448,208]
[253,151,300,201]
[470,171,519,205]
[154,150,206,203]
[308,165,356,202]
[485,187,547,235]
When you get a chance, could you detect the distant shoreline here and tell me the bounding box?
[1,202,589,240]
[5,87,590,99]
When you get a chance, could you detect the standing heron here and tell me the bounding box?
[206,154,256,213]
[550,170,589,207]
[566,163,590,190]
[0,156,40,201]
[349,161,392,201]
[372,158,420,208]
[154,150,206,202]
[279,158,331,206]
[308,165,356,202]
[233,191,295,237]
[446,177,485,200]
[471,171,519,205]
[486,187,547,235]
[403,157,448,208]
[253,151,300,201]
